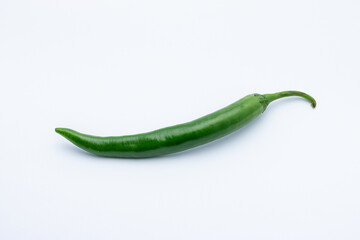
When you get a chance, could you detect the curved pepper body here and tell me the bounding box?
[56,91,316,158]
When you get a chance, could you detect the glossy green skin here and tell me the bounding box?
[56,91,316,158]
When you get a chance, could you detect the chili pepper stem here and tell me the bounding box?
[263,91,316,108]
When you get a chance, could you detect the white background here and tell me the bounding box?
[1,0,359,239]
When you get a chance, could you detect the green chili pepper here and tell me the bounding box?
[56,90,316,158]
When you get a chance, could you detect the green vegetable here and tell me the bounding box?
[56,90,316,158]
